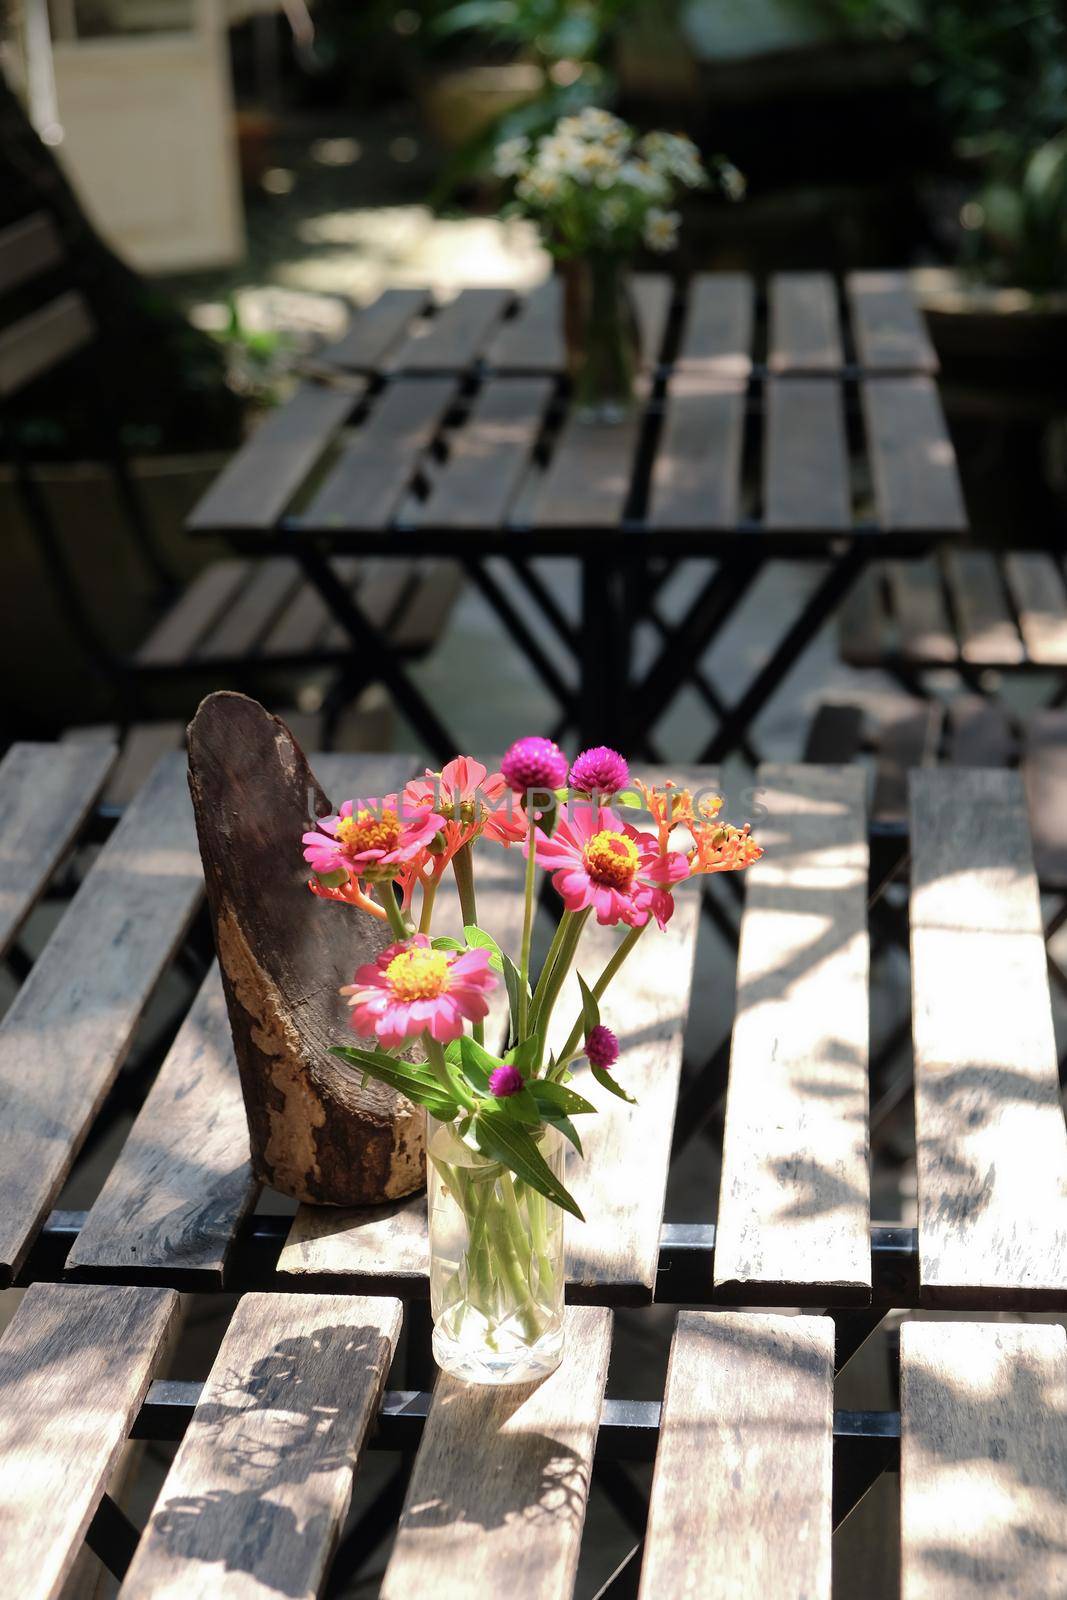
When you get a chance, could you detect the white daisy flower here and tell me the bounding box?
[643,206,681,253]
[493,136,530,179]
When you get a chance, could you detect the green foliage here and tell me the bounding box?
[969,131,1067,290]
[330,1045,459,1118]
[475,1107,586,1218]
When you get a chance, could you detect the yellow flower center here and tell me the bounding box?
[583,829,639,889]
[385,946,451,1001]
[335,808,399,857]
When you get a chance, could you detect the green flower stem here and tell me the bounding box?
[418,877,438,935]
[530,907,571,1021]
[424,1035,477,1113]
[450,844,483,1043]
[531,907,591,1048]
[517,808,538,1040]
[486,1187,541,1342]
[553,920,649,1074]
[375,881,409,942]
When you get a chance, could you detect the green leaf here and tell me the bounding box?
[475,1110,585,1220]
[463,923,505,973]
[501,951,529,1047]
[591,1064,637,1104]
[506,1034,541,1074]
[457,1034,503,1095]
[330,1047,458,1118]
[544,1112,583,1156]
[528,1078,597,1117]
[491,1082,541,1126]
[431,935,465,953]
[577,972,600,1035]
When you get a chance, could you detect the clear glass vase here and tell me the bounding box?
[427,1114,566,1385]
[562,254,640,424]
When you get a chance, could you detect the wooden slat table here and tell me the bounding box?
[187,271,968,761]
[2,749,1065,1597]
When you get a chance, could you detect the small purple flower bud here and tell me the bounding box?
[488,1063,525,1098]
[501,736,570,795]
[569,746,630,797]
[585,1024,619,1070]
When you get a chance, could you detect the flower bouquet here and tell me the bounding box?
[302,739,761,1384]
[494,107,744,421]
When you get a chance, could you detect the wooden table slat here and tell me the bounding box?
[945,697,1015,771]
[871,700,942,825]
[675,272,753,380]
[119,1293,402,1600]
[1022,710,1067,887]
[639,1312,834,1600]
[900,1321,1067,1599]
[320,288,430,373]
[67,966,254,1286]
[943,550,1025,666]
[414,377,553,529]
[136,560,251,667]
[487,278,563,372]
[862,376,967,532]
[846,270,938,373]
[0,753,203,1284]
[715,765,872,1302]
[1002,552,1067,666]
[394,288,513,372]
[909,768,1067,1304]
[768,272,844,372]
[647,371,746,531]
[764,377,851,531]
[0,1282,178,1600]
[529,405,643,529]
[194,556,303,662]
[302,377,456,530]
[381,1306,611,1600]
[0,292,94,400]
[0,740,116,960]
[187,383,358,533]
[632,272,673,367]
[885,557,958,664]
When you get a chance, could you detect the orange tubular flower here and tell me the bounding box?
[632,781,762,925]
[688,819,763,877]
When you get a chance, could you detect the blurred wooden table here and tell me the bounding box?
[187,272,968,761]
[1,743,1065,1596]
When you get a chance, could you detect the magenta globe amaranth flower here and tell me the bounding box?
[569,746,630,797]
[585,1024,619,1070]
[488,1062,525,1098]
[500,736,570,796]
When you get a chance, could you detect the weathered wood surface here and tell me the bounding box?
[320,288,429,373]
[120,1293,402,1600]
[1003,553,1067,665]
[768,272,843,372]
[0,753,202,1285]
[187,383,357,533]
[381,1306,611,1600]
[195,557,302,662]
[188,694,424,1208]
[0,211,63,296]
[302,377,456,529]
[862,377,967,532]
[900,1320,1067,1599]
[675,273,753,381]
[715,765,871,1303]
[846,270,938,373]
[885,558,957,663]
[487,279,563,372]
[639,1312,834,1600]
[648,372,746,530]
[763,378,851,530]
[415,378,552,529]
[530,404,642,528]
[943,550,1024,665]
[0,740,115,959]
[393,288,513,372]
[909,768,1067,1305]
[871,701,942,824]
[0,1282,178,1600]
[67,966,254,1286]
[632,273,673,367]
[278,813,526,1281]
[946,698,1014,771]
[838,567,891,667]
[137,560,251,666]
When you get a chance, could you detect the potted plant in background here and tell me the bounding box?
[494,106,742,420]
[301,739,761,1382]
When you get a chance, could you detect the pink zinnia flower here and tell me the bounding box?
[303,794,443,879]
[341,933,497,1048]
[531,804,661,927]
[500,736,570,795]
[488,1063,524,1098]
[569,746,630,797]
[585,1024,619,1070]
[404,757,527,853]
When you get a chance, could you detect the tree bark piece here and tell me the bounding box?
[186,691,424,1206]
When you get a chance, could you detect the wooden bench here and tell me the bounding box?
[839,550,1067,690]
[0,213,461,740]
[0,752,1065,1596]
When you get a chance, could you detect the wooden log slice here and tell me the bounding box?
[186,692,424,1205]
